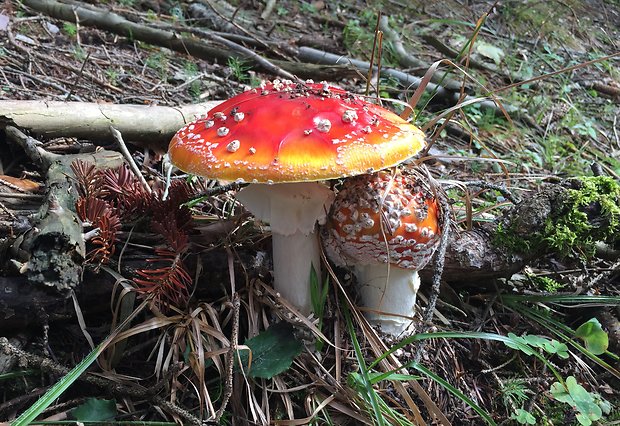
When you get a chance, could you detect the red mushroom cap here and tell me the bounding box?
[323,171,441,269]
[168,80,425,183]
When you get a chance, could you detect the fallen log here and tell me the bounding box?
[0,100,221,152]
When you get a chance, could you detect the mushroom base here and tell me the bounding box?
[354,265,420,336]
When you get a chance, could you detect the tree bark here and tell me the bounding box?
[0,100,222,152]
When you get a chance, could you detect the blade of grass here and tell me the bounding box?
[342,301,386,426]
[367,331,565,385]
[11,298,150,426]
[501,293,620,306]
[11,343,108,426]
[505,299,620,377]
[408,362,496,426]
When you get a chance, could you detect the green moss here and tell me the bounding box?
[545,177,620,257]
[496,177,620,259]
[495,222,537,253]
[530,276,565,292]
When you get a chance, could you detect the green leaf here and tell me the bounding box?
[504,333,535,355]
[550,381,573,404]
[551,376,603,425]
[511,408,536,425]
[72,398,117,421]
[475,41,504,65]
[237,322,302,379]
[575,318,609,355]
[505,333,569,358]
[566,376,602,422]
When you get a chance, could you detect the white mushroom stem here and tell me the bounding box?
[354,264,420,336]
[236,182,334,315]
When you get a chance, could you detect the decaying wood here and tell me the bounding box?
[0,100,221,152]
[4,126,124,295]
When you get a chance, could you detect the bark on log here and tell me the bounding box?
[0,100,222,152]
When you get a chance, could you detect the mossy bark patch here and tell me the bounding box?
[495,177,620,258]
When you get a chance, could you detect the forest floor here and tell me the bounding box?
[0,0,619,425]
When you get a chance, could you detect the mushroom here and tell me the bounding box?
[322,170,442,335]
[168,80,426,315]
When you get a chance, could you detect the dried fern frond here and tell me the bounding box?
[101,164,152,220]
[134,247,192,308]
[71,159,102,198]
[76,196,121,266]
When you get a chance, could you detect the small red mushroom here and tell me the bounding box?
[168,80,426,315]
[322,170,442,335]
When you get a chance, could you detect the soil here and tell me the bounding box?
[0,0,619,425]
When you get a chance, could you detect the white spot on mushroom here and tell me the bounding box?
[205,120,215,129]
[314,118,331,133]
[304,129,313,136]
[188,124,195,131]
[342,110,358,123]
[405,223,418,234]
[362,218,375,228]
[234,112,245,122]
[335,211,347,222]
[213,112,226,121]
[217,127,230,137]
[249,147,256,154]
[226,139,240,152]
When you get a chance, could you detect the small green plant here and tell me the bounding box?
[510,408,536,425]
[504,332,569,359]
[309,265,329,351]
[550,376,611,426]
[501,378,531,408]
[529,275,565,292]
[105,68,120,85]
[227,57,251,82]
[62,22,77,37]
[299,1,317,14]
[73,45,87,62]
[145,51,169,80]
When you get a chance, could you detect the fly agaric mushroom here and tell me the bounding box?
[168,80,426,315]
[322,170,442,335]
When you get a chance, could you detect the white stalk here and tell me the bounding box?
[354,264,420,336]
[237,182,334,315]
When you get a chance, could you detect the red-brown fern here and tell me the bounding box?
[72,159,196,309]
[134,181,194,308]
[76,196,121,266]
